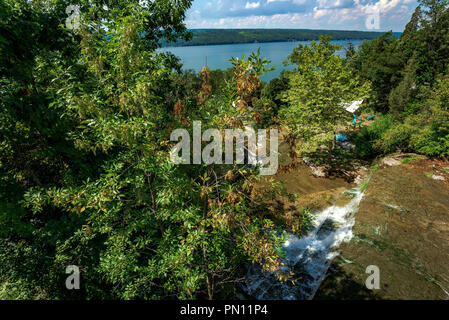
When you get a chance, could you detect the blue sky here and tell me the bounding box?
[185,0,419,32]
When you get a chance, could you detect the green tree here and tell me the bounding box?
[354,32,403,112]
[281,36,371,167]
[410,72,449,156]
[262,71,289,108]
[389,55,419,118]
[1,0,287,300]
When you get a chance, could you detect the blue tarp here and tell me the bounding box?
[337,133,347,142]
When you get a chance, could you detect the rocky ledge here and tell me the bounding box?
[315,157,449,300]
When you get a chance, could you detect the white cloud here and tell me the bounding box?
[292,0,307,4]
[185,0,419,32]
[245,1,261,9]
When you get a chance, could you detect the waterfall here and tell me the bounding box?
[241,186,366,300]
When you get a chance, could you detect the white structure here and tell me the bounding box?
[344,100,364,113]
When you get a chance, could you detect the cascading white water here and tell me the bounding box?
[241,186,366,300]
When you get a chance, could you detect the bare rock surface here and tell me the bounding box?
[433,175,446,181]
[315,160,449,300]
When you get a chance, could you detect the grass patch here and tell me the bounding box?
[360,179,370,193]
[402,156,425,164]
[424,172,433,179]
[354,233,387,251]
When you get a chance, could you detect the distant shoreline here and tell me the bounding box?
[162,38,376,48]
[161,28,400,48]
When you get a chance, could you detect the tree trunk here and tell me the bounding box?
[146,172,165,235]
[328,141,333,169]
[202,192,214,300]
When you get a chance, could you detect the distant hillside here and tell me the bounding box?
[161,29,399,47]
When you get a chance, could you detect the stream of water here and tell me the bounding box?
[241,186,366,300]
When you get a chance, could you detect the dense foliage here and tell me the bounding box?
[0,0,291,300]
[280,36,371,165]
[348,0,449,158]
[1,0,448,302]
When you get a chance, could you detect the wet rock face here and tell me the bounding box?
[316,162,449,300]
[380,157,402,167]
[379,153,427,168]
[241,188,366,300]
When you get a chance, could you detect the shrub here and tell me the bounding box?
[408,73,449,157]
[373,122,417,154]
[410,125,449,157]
[352,114,393,158]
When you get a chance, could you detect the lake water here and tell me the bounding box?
[160,40,365,82]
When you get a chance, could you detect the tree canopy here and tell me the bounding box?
[280,36,371,164]
[0,0,292,300]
